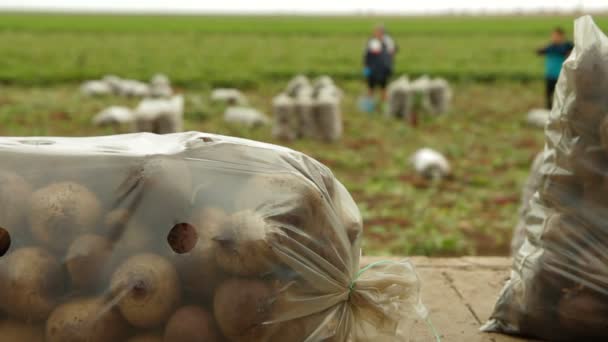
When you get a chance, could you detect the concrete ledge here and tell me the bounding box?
[361,256,539,342]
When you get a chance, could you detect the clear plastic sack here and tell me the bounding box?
[510,151,545,255]
[0,132,427,341]
[484,16,608,341]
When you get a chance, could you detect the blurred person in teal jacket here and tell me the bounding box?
[537,27,573,109]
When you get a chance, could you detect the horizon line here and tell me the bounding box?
[0,7,606,17]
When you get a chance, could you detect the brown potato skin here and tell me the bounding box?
[110,253,181,329]
[175,207,226,302]
[213,210,277,277]
[213,278,274,341]
[129,157,193,234]
[0,320,44,342]
[127,333,163,342]
[66,234,112,290]
[104,208,160,258]
[0,247,64,322]
[29,181,101,252]
[45,297,130,342]
[164,305,222,342]
[558,290,608,339]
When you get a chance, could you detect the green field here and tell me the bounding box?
[0,13,606,86]
[0,13,590,255]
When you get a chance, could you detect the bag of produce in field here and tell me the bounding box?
[294,85,316,139]
[427,78,451,115]
[386,76,413,120]
[483,16,608,341]
[272,93,298,141]
[313,92,343,143]
[0,131,428,341]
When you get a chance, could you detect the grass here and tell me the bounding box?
[0,79,545,256]
[0,13,607,86]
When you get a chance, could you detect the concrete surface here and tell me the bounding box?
[361,256,540,342]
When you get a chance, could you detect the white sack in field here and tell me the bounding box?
[272,93,298,141]
[428,78,452,115]
[294,86,316,138]
[149,73,173,98]
[117,79,151,98]
[80,80,113,97]
[313,92,343,142]
[92,106,134,126]
[211,88,248,105]
[133,95,184,134]
[386,76,413,119]
[410,148,452,180]
[285,75,311,98]
[224,106,269,128]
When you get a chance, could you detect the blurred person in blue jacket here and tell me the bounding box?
[361,24,397,113]
[537,27,573,109]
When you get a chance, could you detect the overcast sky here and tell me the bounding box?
[0,0,606,14]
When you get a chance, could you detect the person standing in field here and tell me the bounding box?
[362,24,397,113]
[537,27,573,109]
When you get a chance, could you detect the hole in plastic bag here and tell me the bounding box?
[167,223,198,254]
[0,227,10,257]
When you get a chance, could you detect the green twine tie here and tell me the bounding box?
[349,260,395,292]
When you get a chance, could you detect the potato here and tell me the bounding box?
[265,287,325,342]
[104,208,159,254]
[265,312,342,342]
[164,305,221,342]
[569,142,608,185]
[515,251,575,340]
[0,320,44,342]
[0,171,32,238]
[127,333,163,342]
[580,180,608,227]
[237,173,351,261]
[103,208,135,239]
[539,174,582,211]
[128,157,193,232]
[236,173,333,239]
[66,234,112,290]
[175,207,226,302]
[213,210,278,276]
[558,290,608,339]
[110,253,181,328]
[0,247,64,322]
[533,251,576,298]
[332,180,363,247]
[45,297,130,342]
[541,214,587,250]
[29,182,101,251]
[267,278,346,341]
[567,98,605,140]
[213,278,275,341]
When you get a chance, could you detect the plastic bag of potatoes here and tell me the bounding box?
[0,132,428,341]
[483,16,608,341]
